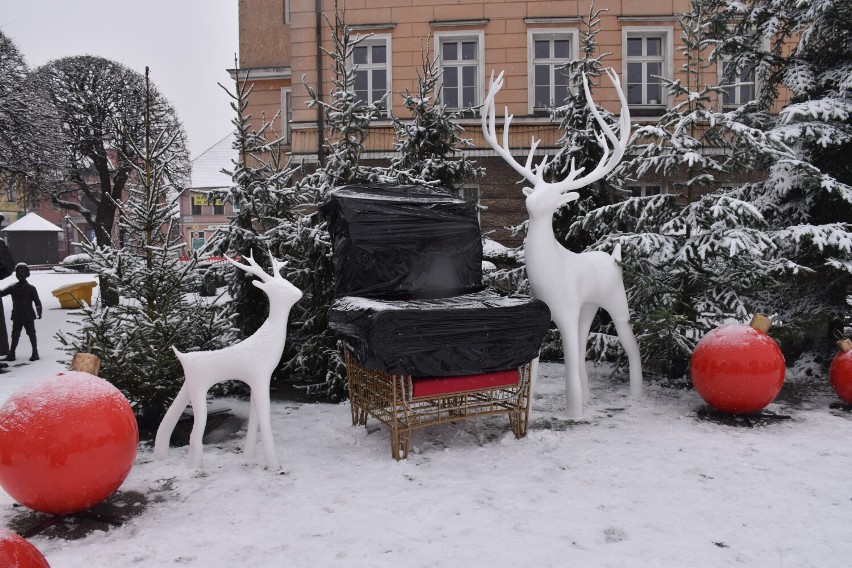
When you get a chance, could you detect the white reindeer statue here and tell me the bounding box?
[154,252,303,468]
[481,68,643,418]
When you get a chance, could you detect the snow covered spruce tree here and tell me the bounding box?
[390,45,483,189]
[263,9,389,401]
[30,56,190,306]
[549,1,624,254]
[58,68,238,425]
[215,69,301,338]
[718,0,852,353]
[605,0,785,372]
[557,0,792,374]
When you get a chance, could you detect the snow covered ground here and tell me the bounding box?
[2,272,851,567]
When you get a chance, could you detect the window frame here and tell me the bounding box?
[622,26,674,117]
[190,194,203,216]
[349,34,392,117]
[280,88,292,144]
[527,28,579,115]
[435,30,485,112]
[627,183,666,198]
[718,59,756,111]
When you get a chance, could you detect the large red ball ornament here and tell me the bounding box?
[829,338,852,404]
[0,371,138,515]
[0,528,50,567]
[690,315,786,414]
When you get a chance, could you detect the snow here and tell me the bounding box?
[1,212,62,233]
[2,272,852,566]
[189,133,236,189]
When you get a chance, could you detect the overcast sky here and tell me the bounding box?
[1,0,239,159]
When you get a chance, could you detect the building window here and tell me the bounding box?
[436,32,484,111]
[628,184,664,198]
[191,195,204,216]
[280,88,292,143]
[528,30,578,114]
[213,201,225,216]
[720,60,755,110]
[352,36,391,114]
[623,28,672,116]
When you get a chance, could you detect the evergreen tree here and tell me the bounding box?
[270,8,389,400]
[549,1,621,254]
[390,44,483,189]
[215,68,301,338]
[720,0,852,350]
[57,68,238,424]
[569,0,791,373]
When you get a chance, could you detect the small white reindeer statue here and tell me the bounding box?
[481,68,643,418]
[154,252,302,468]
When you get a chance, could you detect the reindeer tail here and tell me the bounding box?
[611,242,622,263]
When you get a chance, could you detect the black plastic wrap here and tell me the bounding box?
[330,289,551,376]
[319,184,482,299]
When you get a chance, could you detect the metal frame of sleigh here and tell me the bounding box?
[321,184,551,460]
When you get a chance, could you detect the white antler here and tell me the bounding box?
[481,68,631,195]
[226,250,285,282]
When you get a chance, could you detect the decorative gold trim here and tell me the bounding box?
[343,350,532,460]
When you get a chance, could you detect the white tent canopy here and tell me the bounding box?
[2,212,63,232]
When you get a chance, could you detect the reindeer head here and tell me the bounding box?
[226,251,303,308]
[481,69,631,221]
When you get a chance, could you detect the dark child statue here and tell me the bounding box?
[1,263,42,361]
[0,238,15,356]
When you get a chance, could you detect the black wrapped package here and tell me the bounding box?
[319,184,482,299]
[329,288,551,377]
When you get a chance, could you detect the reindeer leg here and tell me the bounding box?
[252,389,280,470]
[186,385,210,468]
[154,383,191,460]
[578,304,597,404]
[244,389,259,461]
[613,315,644,398]
[559,315,584,419]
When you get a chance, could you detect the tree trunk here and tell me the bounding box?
[93,224,119,307]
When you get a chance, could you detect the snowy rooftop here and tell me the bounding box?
[189,133,236,190]
[2,212,62,232]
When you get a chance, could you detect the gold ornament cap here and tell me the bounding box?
[749,314,773,333]
[838,338,852,353]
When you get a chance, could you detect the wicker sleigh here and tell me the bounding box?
[344,350,534,459]
[322,185,550,459]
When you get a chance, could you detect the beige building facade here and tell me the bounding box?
[236,0,745,245]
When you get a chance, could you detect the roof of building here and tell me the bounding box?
[2,212,62,232]
[190,133,236,190]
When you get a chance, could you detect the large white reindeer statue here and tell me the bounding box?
[482,68,643,418]
[154,252,302,468]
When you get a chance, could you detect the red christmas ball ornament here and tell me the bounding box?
[690,314,786,414]
[829,338,852,404]
[0,528,50,567]
[0,371,138,515]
